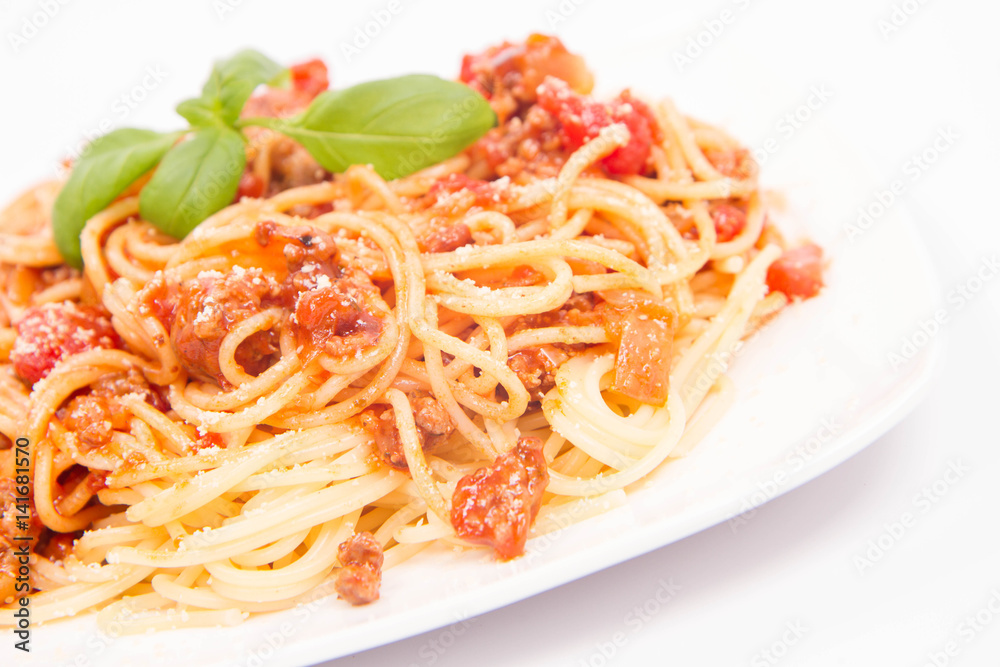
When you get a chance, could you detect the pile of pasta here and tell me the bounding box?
[0,38,814,632]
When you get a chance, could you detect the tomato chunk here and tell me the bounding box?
[710,202,747,243]
[11,302,121,385]
[289,58,329,98]
[242,58,329,119]
[460,34,593,122]
[450,436,549,559]
[598,290,677,405]
[766,243,824,299]
[536,78,658,175]
[236,171,266,200]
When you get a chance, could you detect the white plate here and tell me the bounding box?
[4,7,941,666]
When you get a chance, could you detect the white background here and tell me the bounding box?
[1,0,998,665]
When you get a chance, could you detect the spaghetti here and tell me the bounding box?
[0,35,822,631]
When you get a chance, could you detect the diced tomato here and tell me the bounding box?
[766,243,824,299]
[459,54,478,90]
[11,302,121,385]
[460,34,593,121]
[536,78,657,176]
[597,290,677,405]
[236,171,265,200]
[710,202,748,243]
[241,58,329,119]
[537,78,607,148]
[606,90,661,174]
[289,58,329,98]
[450,436,549,559]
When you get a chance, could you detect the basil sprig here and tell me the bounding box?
[52,129,182,268]
[52,50,496,268]
[247,75,497,180]
[177,50,288,127]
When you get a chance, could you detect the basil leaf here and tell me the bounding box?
[252,75,496,180]
[177,49,287,127]
[139,127,246,238]
[53,128,181,268]
[176,99,221,128]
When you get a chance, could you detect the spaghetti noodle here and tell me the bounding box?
[0,35,822,631]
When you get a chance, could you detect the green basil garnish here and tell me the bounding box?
[51,50,496,267]
[247,75,496,180]
[138,127,246,239]
[177,50,287,127]
[52,128,182,268]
